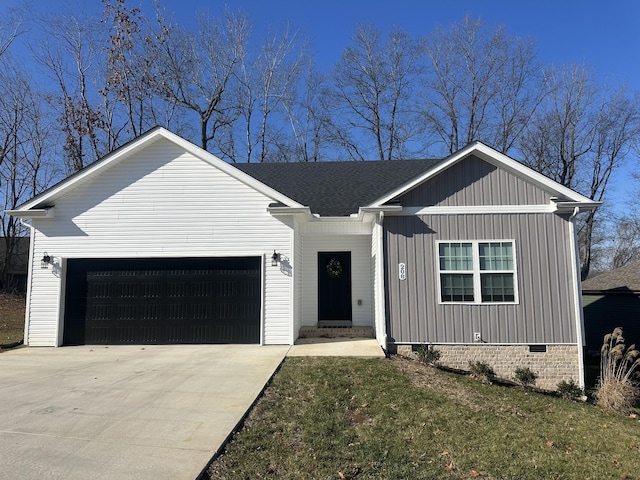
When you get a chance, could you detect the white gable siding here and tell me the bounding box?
[26,138,293,346]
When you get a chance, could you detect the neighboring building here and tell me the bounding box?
[7,128,599,389]
[0,237,30,293]
[582,261,640,353]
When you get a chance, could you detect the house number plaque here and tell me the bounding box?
[398,263,406,280]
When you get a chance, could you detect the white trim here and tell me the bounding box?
[373,212,388,349]
[436,239,519,305]
[568,207,586,389]
[6,208,54,219]
[260,254,266,346]
[22,221,35,346]
[56,258,67,347]
[289,225,296,346]
[394,205,557,215]
[11,127,303,213]
[368,141,598,208]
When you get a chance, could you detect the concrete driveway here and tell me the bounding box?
[0,345,288,480]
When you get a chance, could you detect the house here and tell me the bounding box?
[7,127,599,390]
[582,261,640,353]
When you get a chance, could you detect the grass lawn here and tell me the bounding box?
[0,292,25,345]
[208,356,640,480]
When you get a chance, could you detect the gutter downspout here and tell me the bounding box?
[374,211,388,351]
[20,219,35,347]
[568,207,586,390]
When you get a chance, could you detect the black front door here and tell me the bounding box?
[318,252,352,323]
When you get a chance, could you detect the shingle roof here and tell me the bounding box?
[234,159,442,216]
[582,261,640,293]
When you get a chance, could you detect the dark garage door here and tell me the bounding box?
[63,257,261,345]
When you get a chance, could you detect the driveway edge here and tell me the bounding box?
[195,352,289,480]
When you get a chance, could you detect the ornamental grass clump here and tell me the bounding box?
[594,328,640,415]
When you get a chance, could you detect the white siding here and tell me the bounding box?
[301,233,373,327]
[27,138,293,346]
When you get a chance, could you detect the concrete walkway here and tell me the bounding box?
[287,337,386,357]
[0,345,288,480]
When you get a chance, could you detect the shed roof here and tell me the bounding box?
[234,159,440,216]
[582,261,640,293]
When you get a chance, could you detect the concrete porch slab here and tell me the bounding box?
[286,337,385,358]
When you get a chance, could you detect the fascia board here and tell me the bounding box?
[367,141,598,208]
[553,201,602,212]
[359,205,403,213]
[13,127,302,213]
[267,206,313,221]
[4,208,54,219]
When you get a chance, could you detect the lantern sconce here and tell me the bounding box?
[41,252,52,269]
[271,250,280,267]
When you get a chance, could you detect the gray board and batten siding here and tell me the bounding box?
[398,155,550,207]
[383,155,578,346]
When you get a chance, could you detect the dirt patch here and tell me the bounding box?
[347,409,374,425]
[0,292,26,345]
[390,355,483,411]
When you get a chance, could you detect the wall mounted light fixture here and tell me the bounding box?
[271,250,280,267]
[41,252,52,269]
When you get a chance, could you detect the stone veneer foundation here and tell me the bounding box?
[395,344,581,391]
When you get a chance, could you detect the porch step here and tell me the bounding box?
[299,325,375,339]
[317,320,352,328]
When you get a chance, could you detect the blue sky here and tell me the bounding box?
[8,0,638,86]
[4,0,640,203]
[165,0,639,88]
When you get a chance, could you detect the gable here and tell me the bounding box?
[370,142,598,211]
[396,155,552,207]
[10,127,300,217]
[40,137,281,238]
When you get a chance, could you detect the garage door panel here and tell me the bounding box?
[63,257,261,345]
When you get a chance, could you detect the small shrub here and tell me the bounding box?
[416,344,441,366]
[557,379,583,400]
[594,328,640,414]
[514,367,538,387]
[468,360,495,382]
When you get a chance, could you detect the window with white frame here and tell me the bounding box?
[438,240,517,303]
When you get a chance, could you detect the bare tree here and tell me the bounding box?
[521,65,640,279]
[0,58,55,291]
[227,23,308,162]
[0,5,26,57]
[328,24,425,161]
[33,11,104,173]
[155,9,249,152]
[281,61,330,162]
[423,15,542,154]
[609,220,640,269]
[100,0,182,146]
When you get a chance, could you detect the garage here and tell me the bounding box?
[62,257,262,345]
